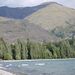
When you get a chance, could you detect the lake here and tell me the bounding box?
[0,59,75,75]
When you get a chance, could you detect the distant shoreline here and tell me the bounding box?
[0,58,75,62]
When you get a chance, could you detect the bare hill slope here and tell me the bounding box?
[0,18,58,42]
[26,3,75,30]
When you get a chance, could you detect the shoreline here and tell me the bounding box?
[0,58,75,62]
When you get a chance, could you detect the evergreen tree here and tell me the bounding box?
[46,42,57,58]
[0,38,4,59]
[15,39,22,60]
[27,39,31,59]
[20,41,28,59]
[11,43,16,59]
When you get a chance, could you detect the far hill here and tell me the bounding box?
[0,3,50,19]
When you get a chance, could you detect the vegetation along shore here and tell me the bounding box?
[0,37,75,60]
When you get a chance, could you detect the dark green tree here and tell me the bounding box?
[27,39,31,59]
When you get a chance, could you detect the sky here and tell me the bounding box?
[0,0,75,9]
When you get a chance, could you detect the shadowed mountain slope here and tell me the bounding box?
[0,3,50,19]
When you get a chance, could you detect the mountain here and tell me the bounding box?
[0,3,50,19]
[0,2,75,42]
[26,2,75,39]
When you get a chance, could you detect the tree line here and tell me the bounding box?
[0,38,75,60]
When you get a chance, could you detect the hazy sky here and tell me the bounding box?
[0,0,75,8]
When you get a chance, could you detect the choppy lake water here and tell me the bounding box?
[0,59,75,75]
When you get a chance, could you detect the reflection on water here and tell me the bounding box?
[0,59,75,75]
